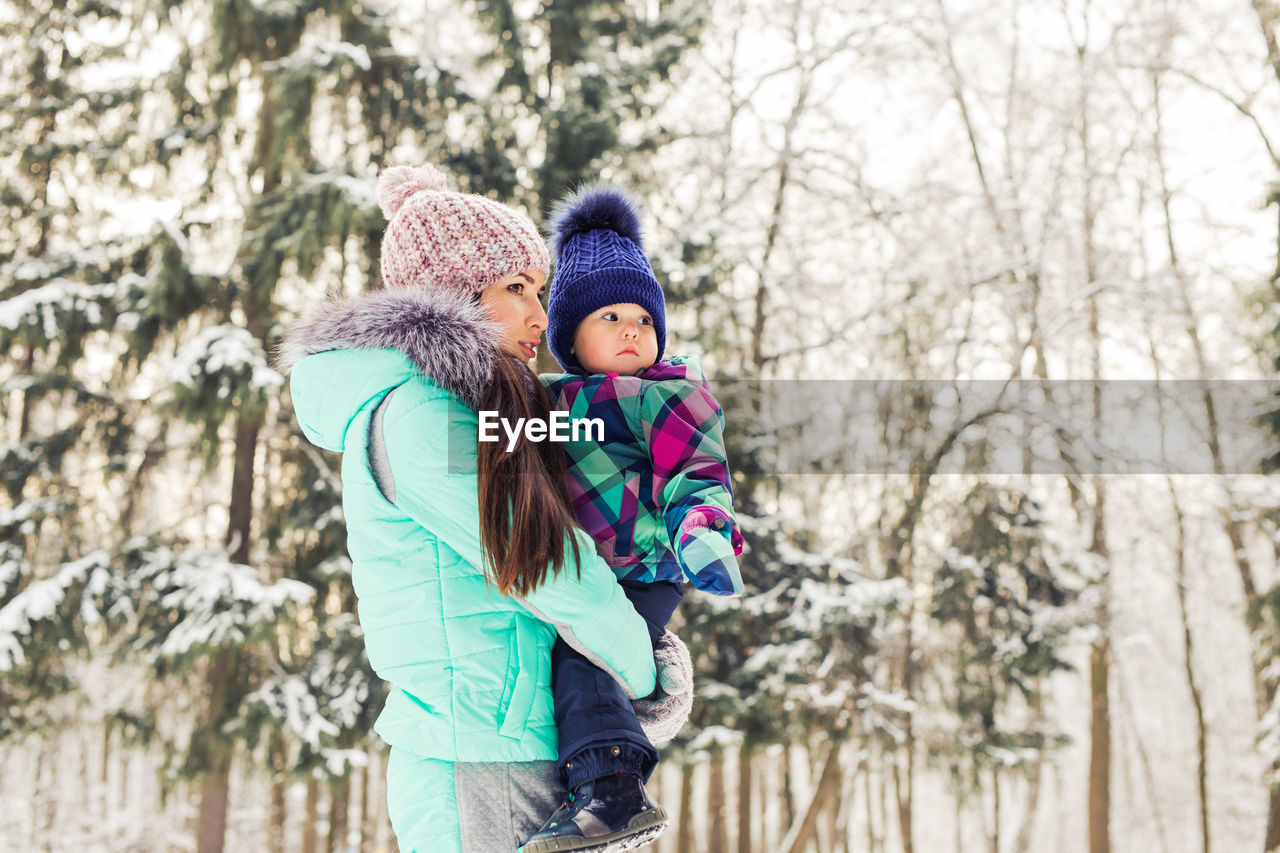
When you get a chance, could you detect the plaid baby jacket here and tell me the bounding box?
[541,355,743,593]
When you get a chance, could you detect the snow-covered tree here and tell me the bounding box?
[0,0,165,743]
[925,484,1085,844]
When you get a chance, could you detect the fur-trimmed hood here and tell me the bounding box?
[278,286,502,409]
[279,287,505,453]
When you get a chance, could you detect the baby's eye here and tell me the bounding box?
[639,316,652,326]
[602,312,618,321]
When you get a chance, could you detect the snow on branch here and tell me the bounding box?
[320,748,370,776]
[0,498,59,534]
[168,325,284,394]
[304,172,378,212]
[742,638,819,676]
[264,41,372,74]
[0,549,112,672]
[0,543,23,591]
[782,576,910,635]
[241,613,373,762]
[249,674,340,748]
[0,279,116,339]
[685,725,743,759]
[132,546,312,661]
[4,247,111,284]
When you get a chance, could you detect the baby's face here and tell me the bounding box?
[571,302,659,375]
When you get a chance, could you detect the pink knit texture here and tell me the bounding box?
[377,164,448,219]
[377,164,550,294]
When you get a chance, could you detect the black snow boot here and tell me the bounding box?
[519,772,668,853]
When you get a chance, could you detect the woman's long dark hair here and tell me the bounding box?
[476,353,582,596]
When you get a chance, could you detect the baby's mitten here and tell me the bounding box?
[631,630,694,745]
[678,508,744,595]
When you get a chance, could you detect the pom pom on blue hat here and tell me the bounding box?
[546,184,666,374]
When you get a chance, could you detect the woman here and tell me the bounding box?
[280,164,666,852]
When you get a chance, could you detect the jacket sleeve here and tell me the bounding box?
[380,381,657,700]
[637,380,744,582]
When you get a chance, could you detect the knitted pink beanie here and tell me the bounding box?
[376,164,550,293]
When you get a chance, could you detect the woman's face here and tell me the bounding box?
[478,269,548,365]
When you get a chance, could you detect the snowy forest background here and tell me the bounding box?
[4,0,1280,851]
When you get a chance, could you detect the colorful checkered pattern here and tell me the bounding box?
[541,355,744,594]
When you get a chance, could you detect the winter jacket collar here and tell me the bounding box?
[541,355,708,391]
[277,286,502,410]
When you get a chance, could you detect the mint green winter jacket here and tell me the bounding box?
[281,286,657,764]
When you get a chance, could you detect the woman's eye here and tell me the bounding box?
[508,283,524,295]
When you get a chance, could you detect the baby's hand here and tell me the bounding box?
[678,521,744,595]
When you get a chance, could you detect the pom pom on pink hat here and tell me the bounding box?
[376,164,549,294]
[377,164,448,220]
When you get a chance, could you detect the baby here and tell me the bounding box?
[521,185,742,853]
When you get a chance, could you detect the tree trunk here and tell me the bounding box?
[100,723,111,821]
[304,779,320,853]
[1114,658,1170,853]
[877,746,889,853]
[360,758,376,853]
[821,796,837,853]
[1086,497,1111,853]
[1079,10,1110,843]
[1266,785,1280,853]
[267,729,287,853]
[328,777,350,853]
[759,754,773,853]
[17,347,34,441]
[196,646,240,853]
[677,763,695,853]
[268,777,286,853]
[893,732,914,853]
[35,738,56,853]
[226,415,261,564]
[781,746,796,834]
[738,742,753,853]
[196,744,232,853]
[1088,637,1111,853]
[1167,482,1211,853]
[779,741,843,853]
[194,403,262,853]
[1013,708,1045,853]
[749,2,811,377]
[990,767,1000,853]
[709,751,728,853]
[30,39,60,258]
[1149,65,1236,852]
[865,747,881,853]
[1252,0,1280,89]
[833,755,853,853]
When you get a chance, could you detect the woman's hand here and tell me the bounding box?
[631,630,694,745]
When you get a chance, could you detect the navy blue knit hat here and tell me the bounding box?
[546,184,666,374]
